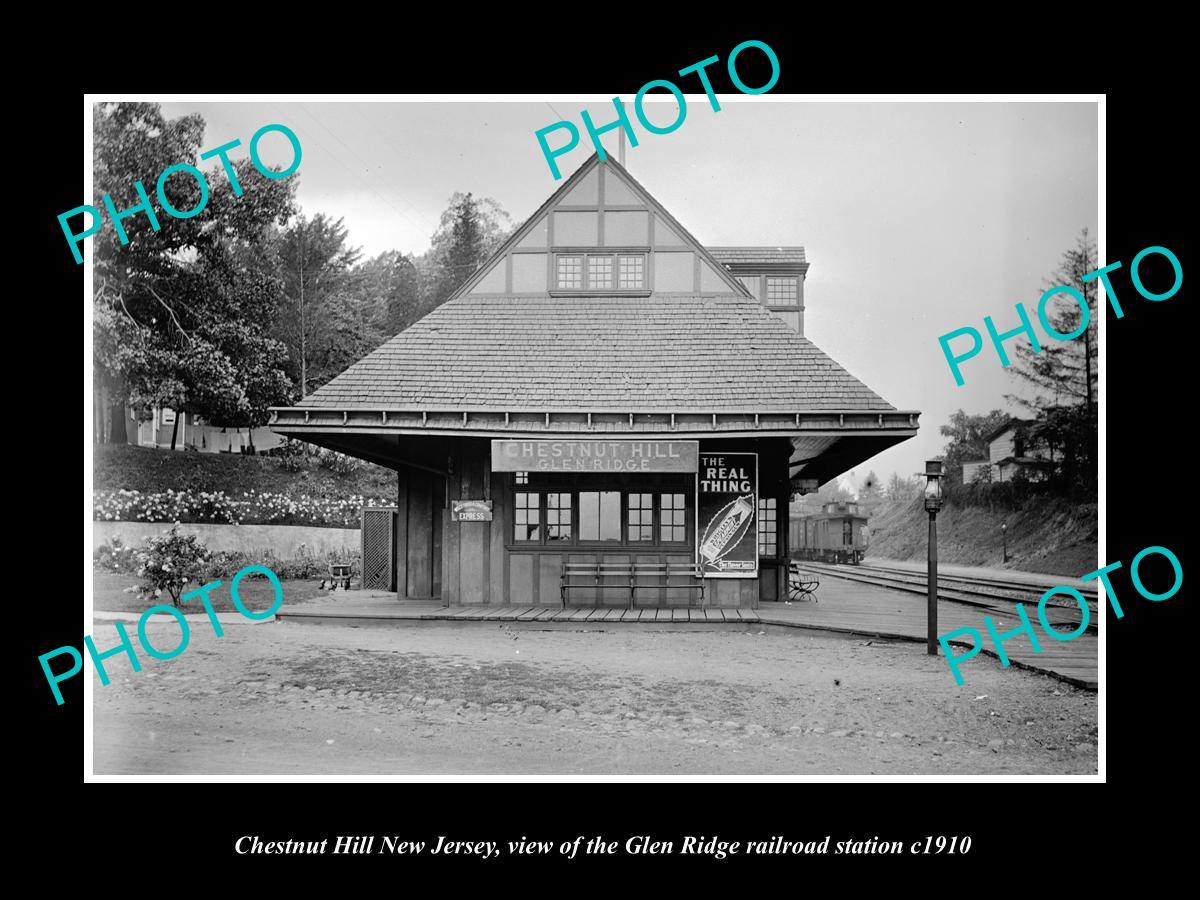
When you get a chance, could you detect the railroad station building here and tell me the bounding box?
[270,155,919,608]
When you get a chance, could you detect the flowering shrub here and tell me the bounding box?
[94,488,239,524]
[93,488,390,527]
[94,537,141,574]
[131,525,212,607]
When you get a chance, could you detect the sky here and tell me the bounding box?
[158,98,1098,488]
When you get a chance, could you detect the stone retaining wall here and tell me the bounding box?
[92,522,359,558]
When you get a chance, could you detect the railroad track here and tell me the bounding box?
[856,562,1100,600]
[794,560,1098,634]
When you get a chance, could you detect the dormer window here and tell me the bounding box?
[766,276,799,306]
[555,252,646,292]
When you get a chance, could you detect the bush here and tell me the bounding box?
[130,525,212,607]
[195,549,255,581]
[263,439,362,476]
[270,549,328,580]
[944,477,1052,510]
[190,544,360,582]
[270,437,310,473]
[316,447,362,476]
[94,537,140,574]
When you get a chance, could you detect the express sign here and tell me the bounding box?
[491,440,698,473]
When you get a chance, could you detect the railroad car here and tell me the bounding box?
[789,501,869,565]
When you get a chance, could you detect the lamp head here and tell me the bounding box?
[923,458,944,510]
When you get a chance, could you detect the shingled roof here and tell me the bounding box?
[298,292,893,413]
[709,247,808,266]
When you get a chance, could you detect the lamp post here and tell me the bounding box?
[1001,522,1009,563]
[922,460,944,656]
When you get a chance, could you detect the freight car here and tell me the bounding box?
[789,501,869,565]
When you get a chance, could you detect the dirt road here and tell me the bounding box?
[92,618,1098,776]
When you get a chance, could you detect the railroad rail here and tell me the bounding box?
[793,560,1098,634]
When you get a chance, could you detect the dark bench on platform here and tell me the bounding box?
[560,562,706,610]
[788,562,819,602]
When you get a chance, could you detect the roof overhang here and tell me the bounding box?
[270,406,920,486]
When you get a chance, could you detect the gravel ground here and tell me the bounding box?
[92,618,1098,776]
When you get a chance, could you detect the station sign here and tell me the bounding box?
[452,500,493,522]
[491,440,699,473]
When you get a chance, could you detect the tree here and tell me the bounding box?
[858,470,884,516]
[884,472,922,503]
[1008,229,1098,416]
[939,408,1010,485]
[93,298,144,444]
[308,283,385,393]
[348,250,425,338]
[1005,229,1100,495]
[428,192,513,306]
[1029,403,1097,497]
[91,102,298,445]
[274,214,362,396]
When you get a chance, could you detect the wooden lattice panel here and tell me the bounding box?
[361,508,396,591]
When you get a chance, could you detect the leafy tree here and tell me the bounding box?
[274,214,363,396]
[858,470,884,515]
[308,285,385,393]
[1004,228,1100,495]
[428,192,513,306]
[362,251,424,336]
[93,298,145,443]
[1030,402,1097,498]
[1008,229,1098,416]
[939,408,1010,484]
[884,472,922,503]
[91,102,297,446]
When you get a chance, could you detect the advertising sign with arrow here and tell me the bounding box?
[697,453,758,578]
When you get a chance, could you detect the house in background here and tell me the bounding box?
[961,418,1056,484]
[127,406,283,454]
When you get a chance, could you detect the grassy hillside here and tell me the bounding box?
[864,496,1098,577]
[94,444,397,501]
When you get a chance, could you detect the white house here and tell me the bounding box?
[961,418,1056,484]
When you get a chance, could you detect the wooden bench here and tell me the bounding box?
[787,562,819,603]
[560,562,705,610]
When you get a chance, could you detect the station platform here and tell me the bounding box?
[277,575,1097,691]
[278,596,759,625]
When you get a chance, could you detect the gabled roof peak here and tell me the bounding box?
[450,152,752,301]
